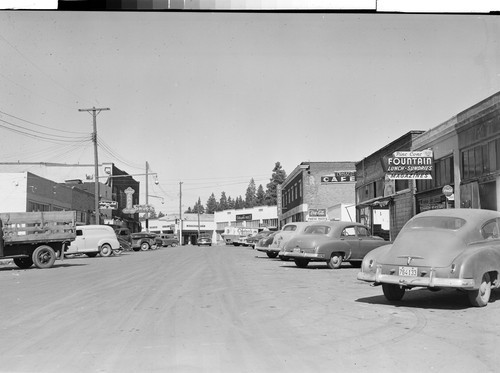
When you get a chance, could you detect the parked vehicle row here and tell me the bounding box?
[251,208,500,308]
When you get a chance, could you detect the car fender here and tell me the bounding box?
[98,238,120,250]
[360,243,394,271]
[317,240,352,259]
[455,244,500,286]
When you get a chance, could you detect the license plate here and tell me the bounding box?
[399,266,417,276]
[293,247,301,253]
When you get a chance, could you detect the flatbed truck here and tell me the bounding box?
[0,211,76,269]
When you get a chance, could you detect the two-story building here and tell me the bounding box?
[278,161,356,227]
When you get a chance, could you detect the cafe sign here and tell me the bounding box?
[385,150,433,180]
[321,171,356,183]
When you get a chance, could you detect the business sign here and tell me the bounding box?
[122,187,136,214]
[99,200,118,210]
[133,204,155,213]
[307,208,328,221]
[384,150,433,180]
[236,214,252,221]
[321,171,356,183]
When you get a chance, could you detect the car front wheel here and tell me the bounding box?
[468,272,491,307]
[382,283,406,301]
[267,252,278,258]
[140,242,150,251]
[294,258,310,268]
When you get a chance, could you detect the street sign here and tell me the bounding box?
[133,204,155,213]
[442,185,454,197]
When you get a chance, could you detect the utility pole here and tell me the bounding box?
[79,106,110,225]
[179,181,183,246]
[145,161,149,232]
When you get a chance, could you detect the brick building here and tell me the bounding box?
[278,161,356,227]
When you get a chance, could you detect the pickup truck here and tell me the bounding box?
[0,211,76,269]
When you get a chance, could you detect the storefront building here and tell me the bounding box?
[214,205,278,231]
[355,131,425,240]
[148,213,217,245]
[278,161,356,227]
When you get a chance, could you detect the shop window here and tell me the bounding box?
[395,180,409,192]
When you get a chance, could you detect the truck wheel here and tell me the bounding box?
[14,257,33,269]
[100,244,113,257]
[32,245,56,269]
[140,241,150,251]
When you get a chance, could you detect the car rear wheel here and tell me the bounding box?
[171,243,177,247]
[382,284,406,301]
[267,252,278,258]
[100,244,113,257]
[294,258,310,268]
[468,272,491,307]
[140,241,150,251]
[326,253,343,269]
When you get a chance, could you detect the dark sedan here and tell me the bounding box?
[281,221,389,269]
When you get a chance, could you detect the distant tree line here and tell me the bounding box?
[185,161,287,214]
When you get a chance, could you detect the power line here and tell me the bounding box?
[0,110,88,134]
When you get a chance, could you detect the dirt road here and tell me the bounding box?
[0,245,499,373]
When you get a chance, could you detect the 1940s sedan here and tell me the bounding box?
[280,221,388,269]
[357,208,500,307]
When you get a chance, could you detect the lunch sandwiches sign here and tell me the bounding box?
[382,150,433,180]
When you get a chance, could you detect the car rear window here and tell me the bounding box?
[283,225,297,231]
[405,216,466,230]
[304,225,331,235]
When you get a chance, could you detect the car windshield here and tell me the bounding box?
[304,225,331,235]
[404,216,466,231]
[283,225,297,232]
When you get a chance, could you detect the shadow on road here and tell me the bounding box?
[0,262,88,271]
[356,287,500,310]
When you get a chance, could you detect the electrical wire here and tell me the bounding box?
[0,110,88,134]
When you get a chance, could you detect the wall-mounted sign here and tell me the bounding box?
[321,171,356,183]
[307,208,328,221]
[99,200,118,210]
[133,204,155,213]
[122,187,136,214]
[384,150,433,180]
[236,214,252,221]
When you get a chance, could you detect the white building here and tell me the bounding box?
[214,205,278,231]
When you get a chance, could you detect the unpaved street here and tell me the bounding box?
[0,245,499,373]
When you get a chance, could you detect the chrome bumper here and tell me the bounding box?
[357,266,476,289]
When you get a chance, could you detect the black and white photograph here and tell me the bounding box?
[0,1,500,372]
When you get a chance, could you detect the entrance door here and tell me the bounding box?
[479,181,497,211]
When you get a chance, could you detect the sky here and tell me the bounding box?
[0,9,499,215]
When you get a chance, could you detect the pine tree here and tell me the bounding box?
[256,184,266,206]
[265,161,287,205]
[193,197,205,214]
[227,196,235,209]
[206,193,218,214]
[218,191,228,211]
[245,178,257,208]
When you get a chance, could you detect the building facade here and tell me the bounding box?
[214,205,278,232]
[147,213,217,245]
[278,161,356,227]
[355,131,425,240]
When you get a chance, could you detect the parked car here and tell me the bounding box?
[114,227,132,251]
[66,225,122,257]
[255,231,279,257]
[358,208,500,307]
[280,221,388,269]
[197,235,212,246]
[131,232,160,251]
[159,233,179,247]
[268,222,315,260]
[246,230,274,249]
